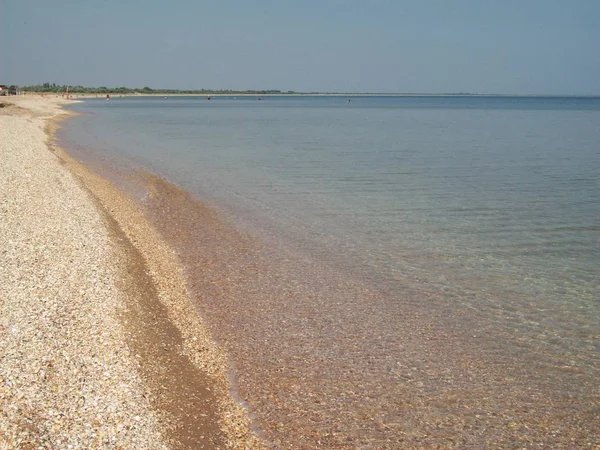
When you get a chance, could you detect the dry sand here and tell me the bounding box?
[0,96,263,449]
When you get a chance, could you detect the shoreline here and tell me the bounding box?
[16,91,600,99]
[57,98,600,448]
[0,96,263,448]
[6,95,598,448]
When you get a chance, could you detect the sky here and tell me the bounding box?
[1,0,599,95]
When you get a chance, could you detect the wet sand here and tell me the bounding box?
[56,104,600,448]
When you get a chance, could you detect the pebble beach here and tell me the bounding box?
[3,96,598,449]
[0,97,262,449]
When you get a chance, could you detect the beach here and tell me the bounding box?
[0,97,262,449]
[2,95,599,449]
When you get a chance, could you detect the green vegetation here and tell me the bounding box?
[20,82,292,95]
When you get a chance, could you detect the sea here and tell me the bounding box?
[59,95,599,448]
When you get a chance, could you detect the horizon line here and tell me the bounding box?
[11,84,600,98]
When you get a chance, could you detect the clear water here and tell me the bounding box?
[59,95,600,445]
[63,96,599,326]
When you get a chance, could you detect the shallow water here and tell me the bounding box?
[59,96,600,447]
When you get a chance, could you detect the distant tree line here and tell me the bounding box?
[20,82,295,95]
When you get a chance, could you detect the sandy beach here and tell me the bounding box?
[0,96,262,449]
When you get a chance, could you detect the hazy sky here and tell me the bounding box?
[1,0,598,94]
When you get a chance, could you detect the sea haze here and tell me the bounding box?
[59,95,600,447]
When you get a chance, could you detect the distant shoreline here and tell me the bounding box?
[14,91,600,99]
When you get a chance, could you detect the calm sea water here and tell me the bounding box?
[60,95,600,446]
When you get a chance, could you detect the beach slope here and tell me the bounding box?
[0,97,259,449]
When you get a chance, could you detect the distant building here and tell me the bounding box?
[0,85,19,95]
